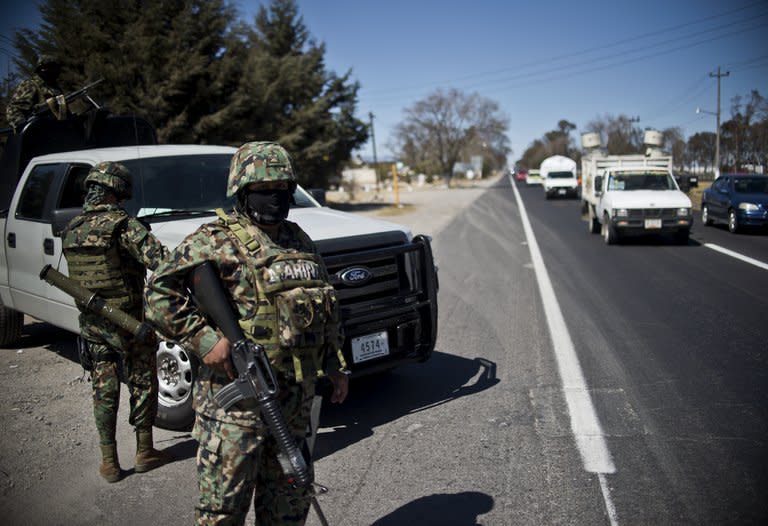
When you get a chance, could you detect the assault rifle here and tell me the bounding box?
[39,264,156,345]
[190,261,329,525]
[29,78,104,122]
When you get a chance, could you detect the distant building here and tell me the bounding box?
[453,155,484,179]
[342,167,378,190]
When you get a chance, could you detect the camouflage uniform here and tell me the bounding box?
[5,56,66,130]
[62,161,171,482]
[145,142,345,526]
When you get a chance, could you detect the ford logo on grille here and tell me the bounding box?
[339,266,373,286]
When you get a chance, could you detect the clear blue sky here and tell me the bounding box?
[3,1,767,166]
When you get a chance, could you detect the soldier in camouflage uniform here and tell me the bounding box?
[145,141,349,526]
[5,54,68,132]
[62,161,174,483]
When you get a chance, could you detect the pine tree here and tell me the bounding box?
[7,0,368,186]
[197,0,368,187]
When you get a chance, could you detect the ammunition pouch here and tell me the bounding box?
[77,336,93,372]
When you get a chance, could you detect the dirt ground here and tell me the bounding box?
[0,174,501,525]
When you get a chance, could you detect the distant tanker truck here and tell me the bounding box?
[540,155,578,199]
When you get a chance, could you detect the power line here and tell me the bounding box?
[363,2,767,98]
[367,17,768,108]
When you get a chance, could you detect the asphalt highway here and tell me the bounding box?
[311,176,768,525]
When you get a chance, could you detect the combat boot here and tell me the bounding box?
[99,443,123,483]
[134,429,174,473]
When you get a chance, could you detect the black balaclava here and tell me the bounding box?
[244,189,292,225]
[37,64,61,86]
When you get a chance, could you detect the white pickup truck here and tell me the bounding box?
[0,139,438,430]
[580,130,692,245]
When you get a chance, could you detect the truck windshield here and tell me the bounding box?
[547,171,575,179]
[607,171,675,191]
[120,154,318,218]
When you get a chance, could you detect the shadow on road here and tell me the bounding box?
[612,234,703,247]
[314,351,499,460]
[370,491,494,526]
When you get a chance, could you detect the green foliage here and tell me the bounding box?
[3,0,368,187]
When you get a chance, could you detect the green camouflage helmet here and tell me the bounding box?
[227,141,297,197]
[84,161,132,199]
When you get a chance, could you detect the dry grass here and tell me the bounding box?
[687,181,712,210]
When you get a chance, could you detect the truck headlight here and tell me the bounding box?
[676,207,691,216]
[739,202,758,211]
[613,208,628,217]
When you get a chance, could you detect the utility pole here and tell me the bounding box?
[369,112,379,191]
[710,66,730,177]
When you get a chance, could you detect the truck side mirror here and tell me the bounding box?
[594,175,603,196]
[50,207,82,237]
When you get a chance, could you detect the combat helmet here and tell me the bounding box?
[84,161,132,200]
[227,141,297,197]
[35,54,61,73]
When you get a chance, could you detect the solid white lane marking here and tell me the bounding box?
[599,473,620,526]
[704,243,768,271]
[509,177,619,520]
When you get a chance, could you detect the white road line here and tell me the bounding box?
[509,177,619,522]
[599,474,620,526]
[704,243,768,271]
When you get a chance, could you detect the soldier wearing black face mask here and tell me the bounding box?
[6,55,68,132]
[145,141,349,525]
[242,184,294,226]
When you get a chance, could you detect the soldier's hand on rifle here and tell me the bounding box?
[328,370,349,404]
[45,95,68,120]
[204,337,236,380]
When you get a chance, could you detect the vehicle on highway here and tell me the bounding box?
[525,169,542,185]
[540,155,578,199]
[515,168,528,182]
[580,130,692,244]
[701,174,768,233]
[673,172,699,190]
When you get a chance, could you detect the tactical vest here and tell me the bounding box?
[62,209,145,312]
[215,209,343,382]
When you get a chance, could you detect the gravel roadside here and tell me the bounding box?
[326,174,502,241]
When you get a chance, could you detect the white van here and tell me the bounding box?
[541,155,578,198]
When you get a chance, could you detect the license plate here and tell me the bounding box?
[644,218,662,229]
[558,189,566,195]
[351,331,390,363]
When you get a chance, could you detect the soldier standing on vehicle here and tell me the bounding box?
[62,161,174,483]
[145,141,349,525]
[5,54,68,132]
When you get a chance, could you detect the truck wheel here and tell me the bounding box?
[155,340,196,430]
[587,207,600,234]
[0,306,23,347]
[701,204,712,226]
[728,209,739,233]
[602,215,619,245]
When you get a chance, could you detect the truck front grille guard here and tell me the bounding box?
[320,234,438,362]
